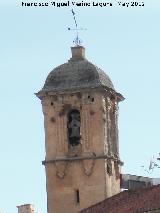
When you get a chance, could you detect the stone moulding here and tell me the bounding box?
[35,87,125,102]
[42,154,123,166]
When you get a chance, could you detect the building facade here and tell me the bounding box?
[121,174,153,190]
[36,46,124,213]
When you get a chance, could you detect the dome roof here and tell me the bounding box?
[43,59,114,92]
[42,46,114,93]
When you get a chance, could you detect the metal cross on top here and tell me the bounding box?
[68,9,87,46]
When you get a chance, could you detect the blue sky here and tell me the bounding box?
[0,0,160,212]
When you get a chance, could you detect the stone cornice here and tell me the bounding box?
[42,154,123,166]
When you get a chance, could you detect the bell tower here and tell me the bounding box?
[36,46,124,213]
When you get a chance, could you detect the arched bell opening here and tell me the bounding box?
[67,109,81,146]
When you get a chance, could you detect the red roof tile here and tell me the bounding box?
[80,184,160,213]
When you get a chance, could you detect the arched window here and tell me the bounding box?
[67,109,81,146]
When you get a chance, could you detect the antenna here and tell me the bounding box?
[68,9,87,46]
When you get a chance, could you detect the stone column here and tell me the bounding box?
[106,97,112,156]
[81,104,91,152]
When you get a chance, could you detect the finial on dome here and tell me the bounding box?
[68,9,86,47]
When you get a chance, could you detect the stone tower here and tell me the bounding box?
[36,46,124,213]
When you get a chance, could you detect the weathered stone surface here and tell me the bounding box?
[17,204,34,213]
[40,91,122,213]
[37,46,124,213]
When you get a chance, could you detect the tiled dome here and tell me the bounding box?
[42,46,114,92]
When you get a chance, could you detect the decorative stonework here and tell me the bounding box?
[113,101,119,115]
[106,97,112,112]
[82,155,96,176]
[106,98,112,156]
[81,104,91,152]
[54,161,68,179]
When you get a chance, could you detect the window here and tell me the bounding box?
[67,109,81,146]
[75,189,80,204]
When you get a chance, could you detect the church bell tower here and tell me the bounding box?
[36,46,124,213]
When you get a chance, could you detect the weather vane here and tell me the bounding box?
[68,9,87,46]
